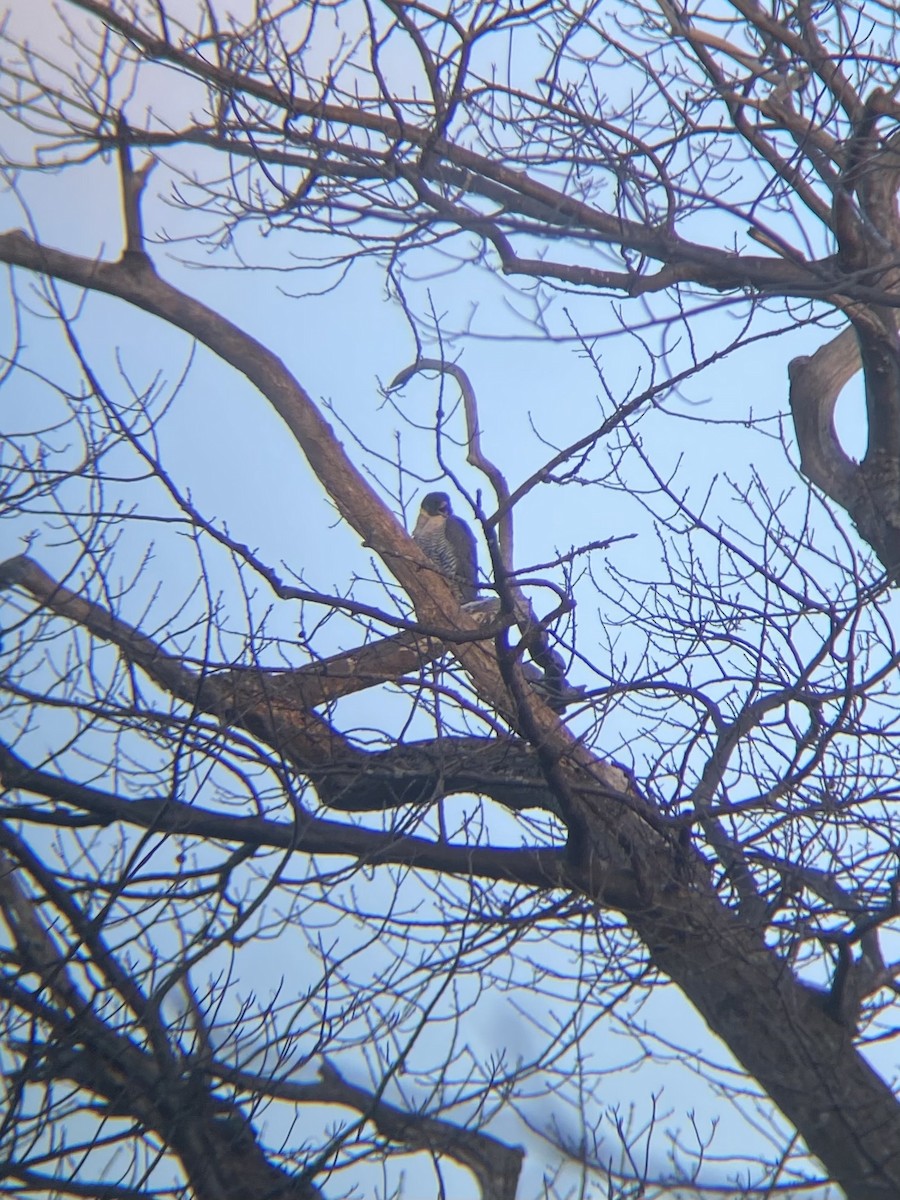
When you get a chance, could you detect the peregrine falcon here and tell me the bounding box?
[412,492,478,603]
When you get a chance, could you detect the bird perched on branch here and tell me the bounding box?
[412,492,478,603]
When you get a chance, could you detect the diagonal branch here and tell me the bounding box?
[0,555,560,814]
[216,1059,524,1200]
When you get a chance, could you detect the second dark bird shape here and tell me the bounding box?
[412,492,478,603]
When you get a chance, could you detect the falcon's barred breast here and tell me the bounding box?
[412,492,478,603]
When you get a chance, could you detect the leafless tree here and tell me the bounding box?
[3,2,900,1198]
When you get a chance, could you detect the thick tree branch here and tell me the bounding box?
[0,555,562,815]
[216,1060,524,1200]
[0,740,592,898]
[0,838,323,1200]
[789,318,900,575]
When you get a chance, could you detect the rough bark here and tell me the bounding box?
[790,316,900,576]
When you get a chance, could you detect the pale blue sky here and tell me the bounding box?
[0,2,883,1196]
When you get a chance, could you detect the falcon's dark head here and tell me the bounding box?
[419,492,452,517]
